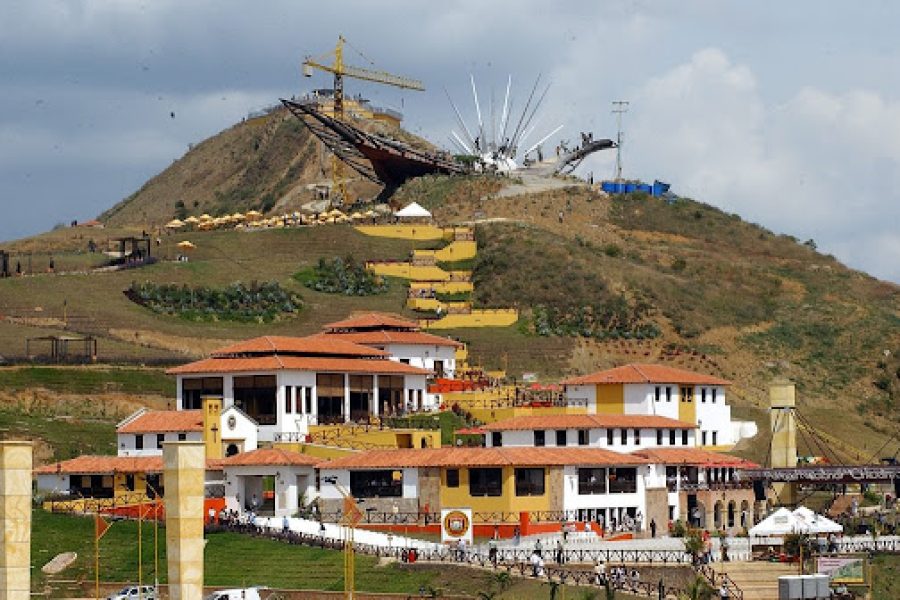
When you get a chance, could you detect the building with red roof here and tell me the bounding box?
[562,363,753,450]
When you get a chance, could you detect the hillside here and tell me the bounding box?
[0,111,898,465]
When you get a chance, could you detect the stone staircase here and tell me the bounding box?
[827,493,860,518]
[713,561,798,600]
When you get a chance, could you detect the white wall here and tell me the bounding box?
[695,385,734,445]
[492,426,694,451]
[37,473,69,494]
[561,465,649,526]
[384,343,456,379]
[318,468,419,500]
[117,432,202,457]
[564,385,595,413]
[223,464,316,517]
[220,406,259,452]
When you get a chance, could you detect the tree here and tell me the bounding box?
[679,576,714,600]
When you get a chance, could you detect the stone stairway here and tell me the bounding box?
[714,561,798,600]
[827,493,860,518]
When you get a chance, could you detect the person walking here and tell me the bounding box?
[650,518,657,538]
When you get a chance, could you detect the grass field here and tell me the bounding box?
[0,366,173,396]
[31,511,603,599]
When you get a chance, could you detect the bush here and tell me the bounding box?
[296,255,388,296]
[127,280,301,323]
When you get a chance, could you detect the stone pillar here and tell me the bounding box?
[164,441,205,600]
[0,441,32,600]
[372,375,380,417]
[343,373,351,423]
[769,380,797,505]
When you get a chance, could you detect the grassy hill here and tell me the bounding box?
[0,111,897,464]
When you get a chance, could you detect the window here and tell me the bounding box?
[433,360,445,378]
[234,375,278,425]
[125,474,135,492]
[702,431,708,445]
[701,388,707,403]
[181,377,224,410]
[682,430,689,446]
[669,430,676,445]
[156,434,164,450]
[348,375,374,421]
[634,429,641,445]
[350,470,402,498]
[135,435,144,451]
[178,433,186,441]
[606,429,614,445]
[680,386,693,403]
[491,432,502,447]
[377,375,405,418]
[534,430,545,447]
[666,386,672,402]
[712,389,717,403]
[608,467,638,494]
[446,469,460,488]
[515,468,545,496]
[578,429,589,446]
[656,429,663,445]
[712,431,718,446]
[654,386,661,402]
[577,468,607,495]
[469,468,502,497]
[399,358,410,364]
[620,429,627,445]
[556,430,567,446]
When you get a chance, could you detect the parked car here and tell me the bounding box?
[107,585,157,600]
[204,587,266,600]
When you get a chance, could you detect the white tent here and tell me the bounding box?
[749,506,843,536]
[394,202,432,219]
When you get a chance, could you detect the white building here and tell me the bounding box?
[562,364,755,448]
[220,448,319,517]
[116,406,258,458]
[168,334,431,442]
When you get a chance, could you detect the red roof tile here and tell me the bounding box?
[117,410,203,434]
[167,355,431,375]
[35,455,164,475]
[323,313,420,332]
[318,331,463,348]
[562,364,730,386]
[479,414,696,431]
[219,447,320,467]
[320,447,649,469]
[631,448,758,468]
[210,335,389,358]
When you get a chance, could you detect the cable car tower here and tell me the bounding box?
[302,36,425,204]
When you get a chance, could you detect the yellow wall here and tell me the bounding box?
[368,263,452,281]
[354,225,449,241]
[678,386,696,424]
[421,309,518,330]
[438,466,550,513]
[202,396,223,459]
[407,297,442,311]
[410,281,474,294]
[595,384,624,414]
[467,405,587,425]
[413,241,477,262]
[276,443,356,459]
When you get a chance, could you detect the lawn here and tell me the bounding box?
[31,510,605,598]
[0,406,116,460]
[0,366,173,396]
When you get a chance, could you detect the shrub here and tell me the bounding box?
[127,280,301,322]
[296,255,388,296]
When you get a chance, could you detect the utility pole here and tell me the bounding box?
[612,100,629,181]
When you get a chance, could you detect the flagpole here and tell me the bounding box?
[95,526,100,600]
[138,501,143,600]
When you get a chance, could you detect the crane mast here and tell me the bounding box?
[302,36,424,204]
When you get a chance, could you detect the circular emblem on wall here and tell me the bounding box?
[443,510,470,538]
[227,415,237,430]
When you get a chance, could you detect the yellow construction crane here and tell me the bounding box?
[302,35,425,205]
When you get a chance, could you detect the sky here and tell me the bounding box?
[1,1,899,282]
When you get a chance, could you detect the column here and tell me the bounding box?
[164,441,205,600]
[372,375,380,417]
[343,373,351,423]
[0,441,32,600]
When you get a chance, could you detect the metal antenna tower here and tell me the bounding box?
[612,100,629,181]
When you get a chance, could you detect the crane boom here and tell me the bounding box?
[303,59,424,91]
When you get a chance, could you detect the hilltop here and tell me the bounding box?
[0,108,897,465]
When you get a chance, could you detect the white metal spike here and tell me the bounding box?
[524,125,564,158]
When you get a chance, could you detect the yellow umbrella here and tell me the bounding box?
[199,213,213,221]
[177,240,196,250]
[184,216,200,224]
[245,210,262,220]
[231,212,245,221]
[165,219,185,229]
[350,212,364,219]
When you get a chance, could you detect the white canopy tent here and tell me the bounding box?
[394,202,432,219]
[749,506,843,536]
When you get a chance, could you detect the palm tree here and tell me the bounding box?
[603,578,616,600]
[544,580,561,600]
[680,575,714,600]
[492,572,512,592]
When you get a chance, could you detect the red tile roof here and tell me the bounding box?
[117,410,203,434]
[631,448,758,468]
[479,414,696,431]
[323,313,420,332]
[562,364,730,386]
[35,455,164,475]
[320,446,649,469]
[167,355,431,376]
[318,331,463,348]
[219,447,320,467]
[210,336,389,358]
